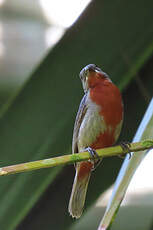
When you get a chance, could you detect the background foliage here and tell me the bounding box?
[0,0,152,230]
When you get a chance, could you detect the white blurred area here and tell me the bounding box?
[126,149,153,197]
[39,0,91,27]
[0,0,91,104]
[99,149,153,230]
[96,149,153,208]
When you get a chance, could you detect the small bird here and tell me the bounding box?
[68,64,123,219]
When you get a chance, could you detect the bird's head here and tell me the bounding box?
[79,64,110,93]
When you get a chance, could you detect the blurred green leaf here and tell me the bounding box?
[0,0,152,230]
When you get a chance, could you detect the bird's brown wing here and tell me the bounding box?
[72,93,88,154]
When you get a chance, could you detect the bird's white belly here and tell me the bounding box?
[78,99,107,152]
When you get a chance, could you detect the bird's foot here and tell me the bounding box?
[85,147,102,171]
[119,141,131,159]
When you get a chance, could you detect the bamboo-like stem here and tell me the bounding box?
[0,140,152,176]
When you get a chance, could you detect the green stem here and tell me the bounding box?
[0,140,152,176]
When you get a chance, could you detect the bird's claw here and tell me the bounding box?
[119,141,131,159]
[85,147,102,171]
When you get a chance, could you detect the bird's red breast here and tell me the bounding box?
[89,75,123,149]
[77,69,123,179]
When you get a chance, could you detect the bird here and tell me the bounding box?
[68,64,123,219]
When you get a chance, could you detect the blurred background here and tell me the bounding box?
[0,0,153,230]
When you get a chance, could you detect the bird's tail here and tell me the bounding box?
[68,161,93,218]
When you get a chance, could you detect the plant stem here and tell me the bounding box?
[0,140,152,176]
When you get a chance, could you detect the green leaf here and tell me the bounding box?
[0,0,153,229]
